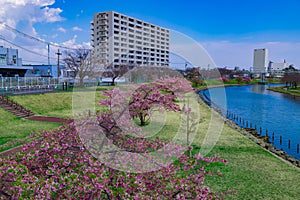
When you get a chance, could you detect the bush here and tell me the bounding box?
[191,77,204,87]
[219,77,229,82]
[243,77,251,83]
[235,76,243,84]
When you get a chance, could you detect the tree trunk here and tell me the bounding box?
[79,78,84,88]
[112,77,117,86]
[139,114,146,126]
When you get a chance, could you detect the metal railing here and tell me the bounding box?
[0,77,59,89]
[0,77,102,94]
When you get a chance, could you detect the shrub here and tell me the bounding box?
[235,76,243,84]
[191,77,204,87]
[219,77,229,82]
[243,77,251,83]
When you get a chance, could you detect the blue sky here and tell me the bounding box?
[1,0,300,68]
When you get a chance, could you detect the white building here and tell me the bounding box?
[90,11,170,68]
[269,60,288,71]
[0,46,32,77]
[253,48,268,74]
[268,60,288,77]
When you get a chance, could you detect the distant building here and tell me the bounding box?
[234,66,240,71]
[0,46,32,77]
[268,60,288,78]
[253,48,268,74]
[24,64,59,78]
[90,11,170,69]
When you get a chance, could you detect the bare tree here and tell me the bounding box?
[282,72,300,88]
[102,64,134,86]
[63,49,97,87]
[184,67,201,80]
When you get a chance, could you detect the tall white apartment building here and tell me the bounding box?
[90,11,170,68]
[253,48,268,73]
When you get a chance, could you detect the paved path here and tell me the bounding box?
[26,116,73,124]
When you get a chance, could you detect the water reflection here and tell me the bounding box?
[251,84,267,94]
[204,84,300,159]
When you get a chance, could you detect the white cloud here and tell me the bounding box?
[57,27,66,33]
[0,0,66,65]
[61,35,91,49]
[72,26,83,31]
[41,7,64,23]
[0,0,64,40]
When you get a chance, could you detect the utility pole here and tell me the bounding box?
[56,49,62,78]
[47,43,50,65]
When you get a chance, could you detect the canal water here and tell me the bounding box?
[201,84,300,159]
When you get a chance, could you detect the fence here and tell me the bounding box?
[225,111,300,155]
[0,77,59,95]
[0,77,59,88]
[199,90,300,158]
[0,77,99,95]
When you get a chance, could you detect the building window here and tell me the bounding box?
[0,54,6,64]
[12,55,17,64]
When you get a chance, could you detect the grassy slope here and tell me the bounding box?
[269,86,300,97]
[9,87,109,118]
[0,108,60,152]
[9,92,73,118]
[1,87,109,151]
[3,86,300,199]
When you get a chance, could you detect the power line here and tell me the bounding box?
[0,37,56,60]
[0,21,91,51]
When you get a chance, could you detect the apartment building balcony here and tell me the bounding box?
[99,21,108,25]
[99,15,108,19]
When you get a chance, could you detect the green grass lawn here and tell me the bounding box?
[201,79,281,88]
[1,86,111,152]
[9,86,111,118]
[269,86,300,97]
[1,86,300,199]
[0,108,60,152]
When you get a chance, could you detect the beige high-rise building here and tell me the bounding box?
[90,11,170,68]
[253,48,268,73]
